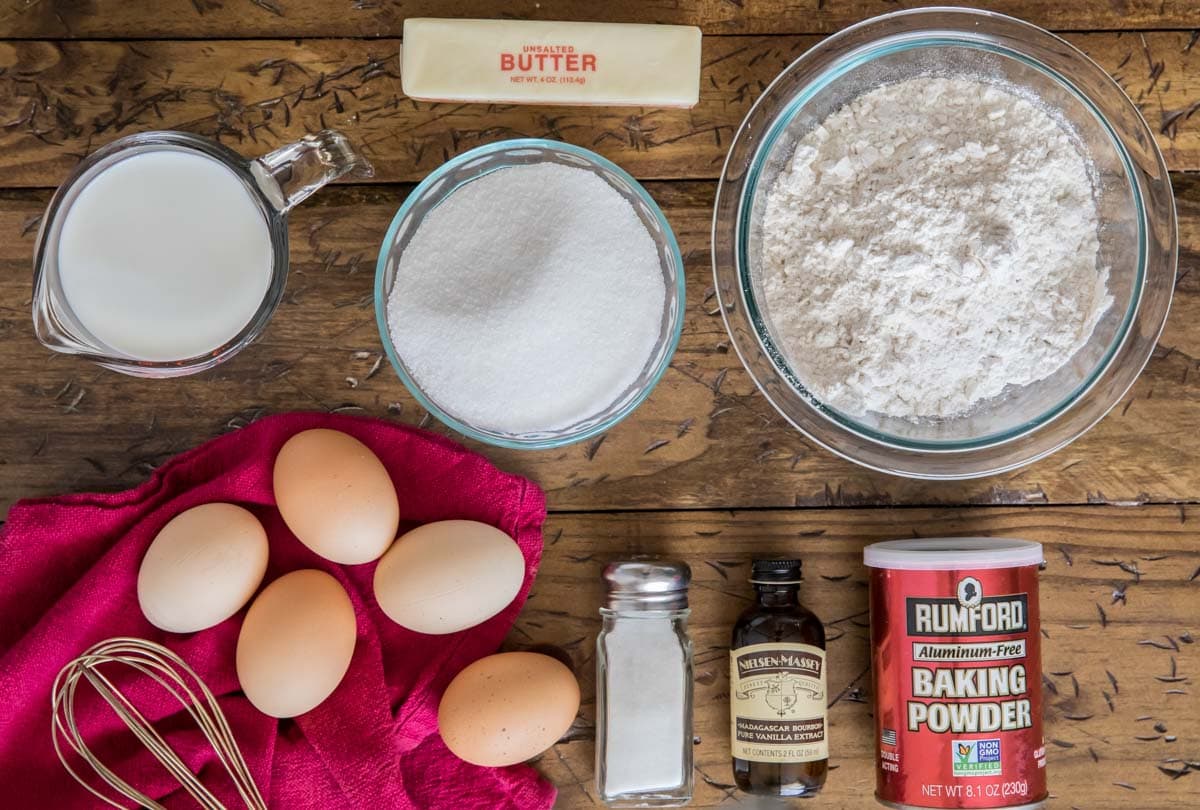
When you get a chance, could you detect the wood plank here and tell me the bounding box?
[0,175,1197,513]
[523,506,1200,808]
[0,32,1197,188]
[3,0,1199,39]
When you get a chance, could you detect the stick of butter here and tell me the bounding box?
[400,18,702,108]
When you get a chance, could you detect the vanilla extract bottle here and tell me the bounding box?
[730,559,828,797]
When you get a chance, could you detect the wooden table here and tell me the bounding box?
[1,2,1197,807]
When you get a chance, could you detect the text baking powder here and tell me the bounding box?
[386,162,666,434]
[760,76,1112,420]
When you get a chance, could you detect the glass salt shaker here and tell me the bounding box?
[596,560,694,807]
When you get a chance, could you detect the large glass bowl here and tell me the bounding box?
[713,7,1176,479]
[376,139,686,449]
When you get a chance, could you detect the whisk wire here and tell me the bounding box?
[51,637,268,810]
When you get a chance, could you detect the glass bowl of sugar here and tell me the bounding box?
[713,7,1177,479]
[375,139,686,449]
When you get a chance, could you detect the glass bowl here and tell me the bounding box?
[712,7,1176,479]
[376,139,686,449]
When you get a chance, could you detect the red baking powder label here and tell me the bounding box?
[870,565,1047,808]
[499,44,597,86]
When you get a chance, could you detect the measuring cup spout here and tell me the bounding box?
[251,130,373,214]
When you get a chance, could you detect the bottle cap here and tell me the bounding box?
[750,558,803,584]
[602,559,690,611]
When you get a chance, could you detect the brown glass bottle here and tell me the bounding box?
[730,559,828,797]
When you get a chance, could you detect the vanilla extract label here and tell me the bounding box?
[734,649,823,680]
[730,643,828,763]
[735,717,826,748]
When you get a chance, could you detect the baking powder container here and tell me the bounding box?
[864,538,1046,809]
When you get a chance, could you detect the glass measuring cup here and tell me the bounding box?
[32,129,372,377]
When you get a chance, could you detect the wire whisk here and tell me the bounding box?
[51,637,267,810]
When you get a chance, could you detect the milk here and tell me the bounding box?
[57,149,275,362]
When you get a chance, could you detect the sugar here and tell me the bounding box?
[385,162,666,434]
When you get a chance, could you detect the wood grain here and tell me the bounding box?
[0,6,1197,809]
[3,0,1199,39]
[1,32,1198,188]
[525,506,1200,808]
[1,176,1196,513]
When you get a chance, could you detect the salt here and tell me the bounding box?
[385,162,666,434]
[601,619,689,794]
[596,560,693,805]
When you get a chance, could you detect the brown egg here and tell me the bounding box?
[373,520,525,634]
[273,429,399,565]
[235,569,357,718]
[438,651,580,767]
[137,503,269,633]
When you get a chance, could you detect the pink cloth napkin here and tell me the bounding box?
[0,412,555,809]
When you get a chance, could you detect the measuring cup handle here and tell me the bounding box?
[251,130,374,214]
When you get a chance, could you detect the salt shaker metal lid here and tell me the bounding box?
[602,560,691,611]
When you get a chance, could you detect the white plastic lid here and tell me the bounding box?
[863,538,1044,571]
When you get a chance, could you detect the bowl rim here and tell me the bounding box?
[737,30,1145,452]
[32,131,289,378]
[374,137,687,450]
[712,6,1177,478]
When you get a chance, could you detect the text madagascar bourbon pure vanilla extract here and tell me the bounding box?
[730,559,828,797]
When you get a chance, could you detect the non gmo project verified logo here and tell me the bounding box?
[952,738,1002,777]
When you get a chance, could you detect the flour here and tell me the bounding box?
[760,76,1112,420]
[386,162,666,434]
